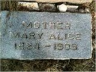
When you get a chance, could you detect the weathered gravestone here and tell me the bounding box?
[0,11,92,60]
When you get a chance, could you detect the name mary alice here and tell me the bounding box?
[11,31,81,40]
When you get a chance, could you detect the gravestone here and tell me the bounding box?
[0,11,92,60]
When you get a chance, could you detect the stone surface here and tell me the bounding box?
[18,2,39,11]
[39,3,56,12]
[22,0,92,4]
[67,5,78,12]
[85,8,90,13]
[0,11,92,60]
[57,4,67,12]
[78,8,90,13]
[78,9,85,13]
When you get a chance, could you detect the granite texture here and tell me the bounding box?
[0,11,92,60]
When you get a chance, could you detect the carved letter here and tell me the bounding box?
[19,42,25,50]
[13,32,20,38]
[72,44,77,50]
[35,43,40,50]
[65,23,71,30]
[57,33,63,40]
[27,43,33,50]
[29,32,35,39]
[76,33,81,40]
[38,33,43,39]
[14,43,17,49]
[68,33,74,40]
[65,44,70,50]
[34,21,40,28]
[50,22,55,29]
[56,22,63,29]
[22,33,28,39]
[43,22,47,29]
[27,22,33,28]
[49,34,56,40]
[54,43,63,50]
[65,34,68,39]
